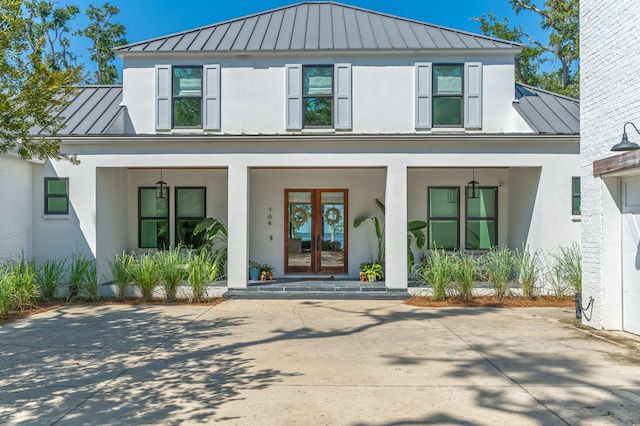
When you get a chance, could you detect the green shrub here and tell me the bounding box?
[84,259,98,302]
[35,258,66,301]
[415,250,455,301]
[513,245,542,299]
[0,260,38,314]
[129,254,160,303]
[156,247,187,302]
[108,252,132,301]
[68,253,91,300]
[453,253,478,301]
[188,250,211,303]
[485,246,514,301]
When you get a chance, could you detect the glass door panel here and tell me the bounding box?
[287,191,312,272]
[320,192,345,272]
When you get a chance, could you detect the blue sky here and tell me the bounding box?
[67,0,546,75]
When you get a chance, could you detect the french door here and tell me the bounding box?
[285,189,348,274]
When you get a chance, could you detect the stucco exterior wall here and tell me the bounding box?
[121,55,532,135]
[581,0,640,329]
[0,155,33,262]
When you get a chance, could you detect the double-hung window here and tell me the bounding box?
[175,187,206,248]
[173,66,203,128]
[303,66,334,127]
[433,65,463,127]
[139,187,169,249]
[427,187,460,250]
[44,178,69,215]
[465,187,498,250]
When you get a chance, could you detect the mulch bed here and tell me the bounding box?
[405,295,575,308]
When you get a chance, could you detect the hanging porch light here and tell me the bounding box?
[468,168,479,199]
[155,169,167,198]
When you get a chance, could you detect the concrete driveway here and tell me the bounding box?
[1,300,639,425]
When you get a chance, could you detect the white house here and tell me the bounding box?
[1,2,580,291]
[582,0,640,335]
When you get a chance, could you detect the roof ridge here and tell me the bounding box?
[114,1,523,52]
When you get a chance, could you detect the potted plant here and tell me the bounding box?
[361,261,383,282]
[260,264,274,281]
[249,261,260,281]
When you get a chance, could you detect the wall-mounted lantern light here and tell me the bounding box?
[611,122,640,152]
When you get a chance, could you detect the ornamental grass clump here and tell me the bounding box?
[188,250,212,303]
[485,246,514,301]
[156,247,187,302]
[129,254,160,303]
[84,259,99,302]
[453,252,478,301]
[68,253,92,301]
[416,249,455,301]
[108,252,133,301]
[554,242,582,294]
[513,244,542,299]
[35,258,66,301]
[0,260,38,314]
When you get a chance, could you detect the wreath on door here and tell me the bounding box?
[290,207,309,227]
[324,207,342,226]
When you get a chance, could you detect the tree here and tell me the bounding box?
[476,0,579,98]
[25,0,80,71]
[77,2,127,85]
[0,0,82,163]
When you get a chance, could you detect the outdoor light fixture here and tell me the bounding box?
[611,121,640,152]
[155,169,167,198]
[468,169,480,199]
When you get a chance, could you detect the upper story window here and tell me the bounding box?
[433,65,463,127]
[286,63,351,131]
[173,66,203,128]
[45,178,69,215]
[156,64,220,131]
[303,66,333,128]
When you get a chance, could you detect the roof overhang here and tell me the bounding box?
[594,150,640,176]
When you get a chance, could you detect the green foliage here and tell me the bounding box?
[0,259,39,314]
[108,251,132,301]
[193,217,228,276]
[475,0,579,98]
[156,247,186,302]
[453,253,478,301]
[35,257,66,300]
[188,250,213,303]
[485,246,514,301]
[354,198,427,268]
[415,250,455,301]
[551,242,581,293]
[513,244,542,298]
[0,0,83,162]
[68,253,91,300]
[129,254,160,303]
[76,2,127,84]
[360,261,383,282]
[84,258,98,301]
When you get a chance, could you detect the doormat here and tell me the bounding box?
[300,276,334,281]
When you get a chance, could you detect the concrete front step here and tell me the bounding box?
[223,289,411,300]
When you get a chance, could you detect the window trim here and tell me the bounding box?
[427,186,460,250]
[44,177,69,215]
[464,186,498,250]
[172,65,203,129]
[138,187,170,249]
[175,186,207,248]
[572,176,581,216]
[302,64,334,129]
[432,63,464,128]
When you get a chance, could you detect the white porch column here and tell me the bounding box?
[227,164,249,289]
[384,164,408,289]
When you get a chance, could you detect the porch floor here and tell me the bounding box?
[223,279,410,300]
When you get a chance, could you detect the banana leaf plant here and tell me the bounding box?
[193,217,228,267]
[354,198,427,268]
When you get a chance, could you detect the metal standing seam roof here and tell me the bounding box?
[114,1,523,53]
[514,84,579,135]
[33,86,126,136]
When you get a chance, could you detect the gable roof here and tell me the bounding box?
[114,2,522,54]
[514,84,579,135]
[32,86,129,136]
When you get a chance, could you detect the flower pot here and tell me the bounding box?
[249,267,260,281]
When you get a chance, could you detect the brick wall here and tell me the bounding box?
[0,155,33,262]
[581,0,640,328]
